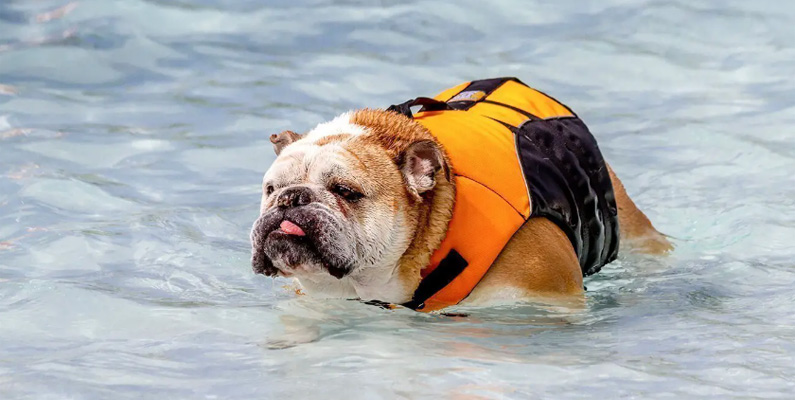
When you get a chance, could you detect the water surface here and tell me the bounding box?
[1,0,794,398]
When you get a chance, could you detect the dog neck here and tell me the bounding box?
[396,173,456,299]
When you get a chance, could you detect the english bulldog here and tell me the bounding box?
[250,78,671,311]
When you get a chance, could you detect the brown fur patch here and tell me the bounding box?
[606,164,673,254]
[352,109,438,157]
[314,133,352,146]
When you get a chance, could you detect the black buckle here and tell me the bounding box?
[387,97,453,118]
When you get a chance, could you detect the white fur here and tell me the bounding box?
[259,114,418,304]
[304,112,367,140]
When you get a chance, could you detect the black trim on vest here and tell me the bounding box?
[514,117,619,276]
[446,77,519,110]
[481,99,540,121]
[402,249,468,310]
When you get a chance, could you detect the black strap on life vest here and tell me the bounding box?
[388,77,522,117]
[401,249,468,311]
[446,77,519,110]
[387,97,452,118]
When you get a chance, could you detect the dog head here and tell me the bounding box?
[250,109,454,301]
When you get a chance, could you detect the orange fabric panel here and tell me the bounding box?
[420,177,525,312]
[486,81,573,119]
[415,111,531,219]
[432,81,471,102]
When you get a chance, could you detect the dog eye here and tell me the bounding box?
[265,185,275,196]
[331,184,364,202]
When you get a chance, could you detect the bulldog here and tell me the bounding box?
[250,78,671,311]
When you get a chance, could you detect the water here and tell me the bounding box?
[1,0,794,398]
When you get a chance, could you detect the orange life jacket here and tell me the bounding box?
[388,78,620,312]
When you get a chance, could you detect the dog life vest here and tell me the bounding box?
[387,77,620,312]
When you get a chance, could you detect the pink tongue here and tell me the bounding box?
[279,220,306,236]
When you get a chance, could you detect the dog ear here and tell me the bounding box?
[270,130,302,155]
[399,140,447,198]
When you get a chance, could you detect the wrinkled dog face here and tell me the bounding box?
[250,115,415,283]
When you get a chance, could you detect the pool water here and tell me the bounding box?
[1,0,794,398]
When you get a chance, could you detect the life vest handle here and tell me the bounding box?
[387,97,453,118]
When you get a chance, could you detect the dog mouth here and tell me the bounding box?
[277,220,306,237]
[250,208,354,279]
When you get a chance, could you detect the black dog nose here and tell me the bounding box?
[276,186,314,208]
